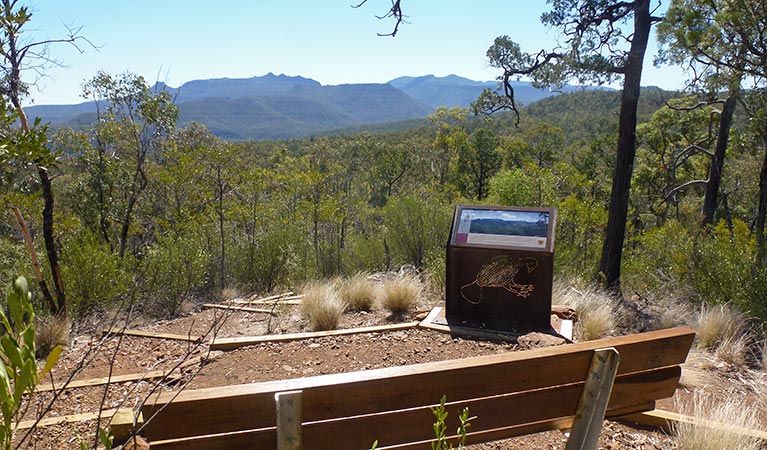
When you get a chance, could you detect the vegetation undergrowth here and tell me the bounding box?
[379,275,423,316]
[673,393,761,450]
[301,282,346,331]
[0,277,61,450]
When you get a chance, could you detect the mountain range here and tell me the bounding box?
[26,73,592,141]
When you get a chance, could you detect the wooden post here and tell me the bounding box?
[565,347,620,450]
[276,390,303,450]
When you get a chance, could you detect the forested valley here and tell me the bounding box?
[2,75,765,324]
[1,0,767,333]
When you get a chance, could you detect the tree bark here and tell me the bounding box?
[756,130,767,264]
[598,0,651,290]
[701,82,740,226]
[38,166,67,315]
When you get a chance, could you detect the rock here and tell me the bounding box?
[517,332,567,350]
[117,435,150,450]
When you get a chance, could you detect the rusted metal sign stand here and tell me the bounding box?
[445,204,557,333]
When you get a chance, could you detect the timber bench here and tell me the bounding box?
[137,326,694,450]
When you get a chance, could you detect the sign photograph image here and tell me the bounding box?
[454,208,550,249]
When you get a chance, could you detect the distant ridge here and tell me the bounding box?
[25,73,606,141]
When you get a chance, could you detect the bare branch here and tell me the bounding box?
[353,0,406,37]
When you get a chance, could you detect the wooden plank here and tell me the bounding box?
[247,299,302,306]
[17,408,120,429]
[150,403,660,450]
[619,409,767,440]
[210,322,420,351]
[111,409,143,442]
[417,321,518,342]
[418,307,443,327]
[565,348,620,450]
[276,391,302,450]
[37,369,170,392]
[102,328,202,342]
[202,303,276,314]
[146,368,678,450]
[142,327,693,441]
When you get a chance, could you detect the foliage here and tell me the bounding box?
[61,230,131,317]
[384,196,451,269]
[689,220,767,318]
[431,395,474,450]
[143,231,210,317]
[0,276,61,450]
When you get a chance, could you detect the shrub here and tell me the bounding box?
[229,225,300,294]
[673,394,761,450]
[384,196,450,269]
[143,231,209,317]
[379,275,422,315]
[622,220,693,291]
[61,230,131,316]
[301,282,346,331]
[339,273,377,312]
[689,219,767,320]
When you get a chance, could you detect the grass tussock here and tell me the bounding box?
[553,283,617,341]
[219,287,240,300]
[673,393,762,450]
[715,334,750,369]
[35,314,70,358]
[300,282,346,331]
[339,273,377,312]
[380,275,422,315]
[696,304,746,351]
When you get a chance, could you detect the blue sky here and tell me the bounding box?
[24,1,685,105]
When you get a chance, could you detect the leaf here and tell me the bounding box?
[0,335,23,369]
[40,345,62,378]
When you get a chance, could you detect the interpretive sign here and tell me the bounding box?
[445,204,557,332]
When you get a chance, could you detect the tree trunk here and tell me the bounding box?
[756,130,767,264]
[39,166,67,316]
[598,0,651,290]
[701,82,740,226]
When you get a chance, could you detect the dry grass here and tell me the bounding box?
[715,334,750,369]
[379,275,422,315]
[673,393,762,450]
[300,282,346,331]
[696,304,746,351]
[656,298,696,329]
[219,287,240,301]
[678,351,718,390]
[339,273,377,312]
[554,283,617,341]
[35,314,70,358]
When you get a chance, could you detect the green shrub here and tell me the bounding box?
[689,220,767,319]
[384,196,450,269]
[61,230,131,316]
[622,220,693,290]
[229,225,300,294]
[0,276,61,450]
[143,231,209,317]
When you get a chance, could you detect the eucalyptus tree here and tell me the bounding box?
[658,0,746,227]
[81,71,178,258]
[474,0,662,289]
[0,0,90,315]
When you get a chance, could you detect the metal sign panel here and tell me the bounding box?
[445,204,557,332]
